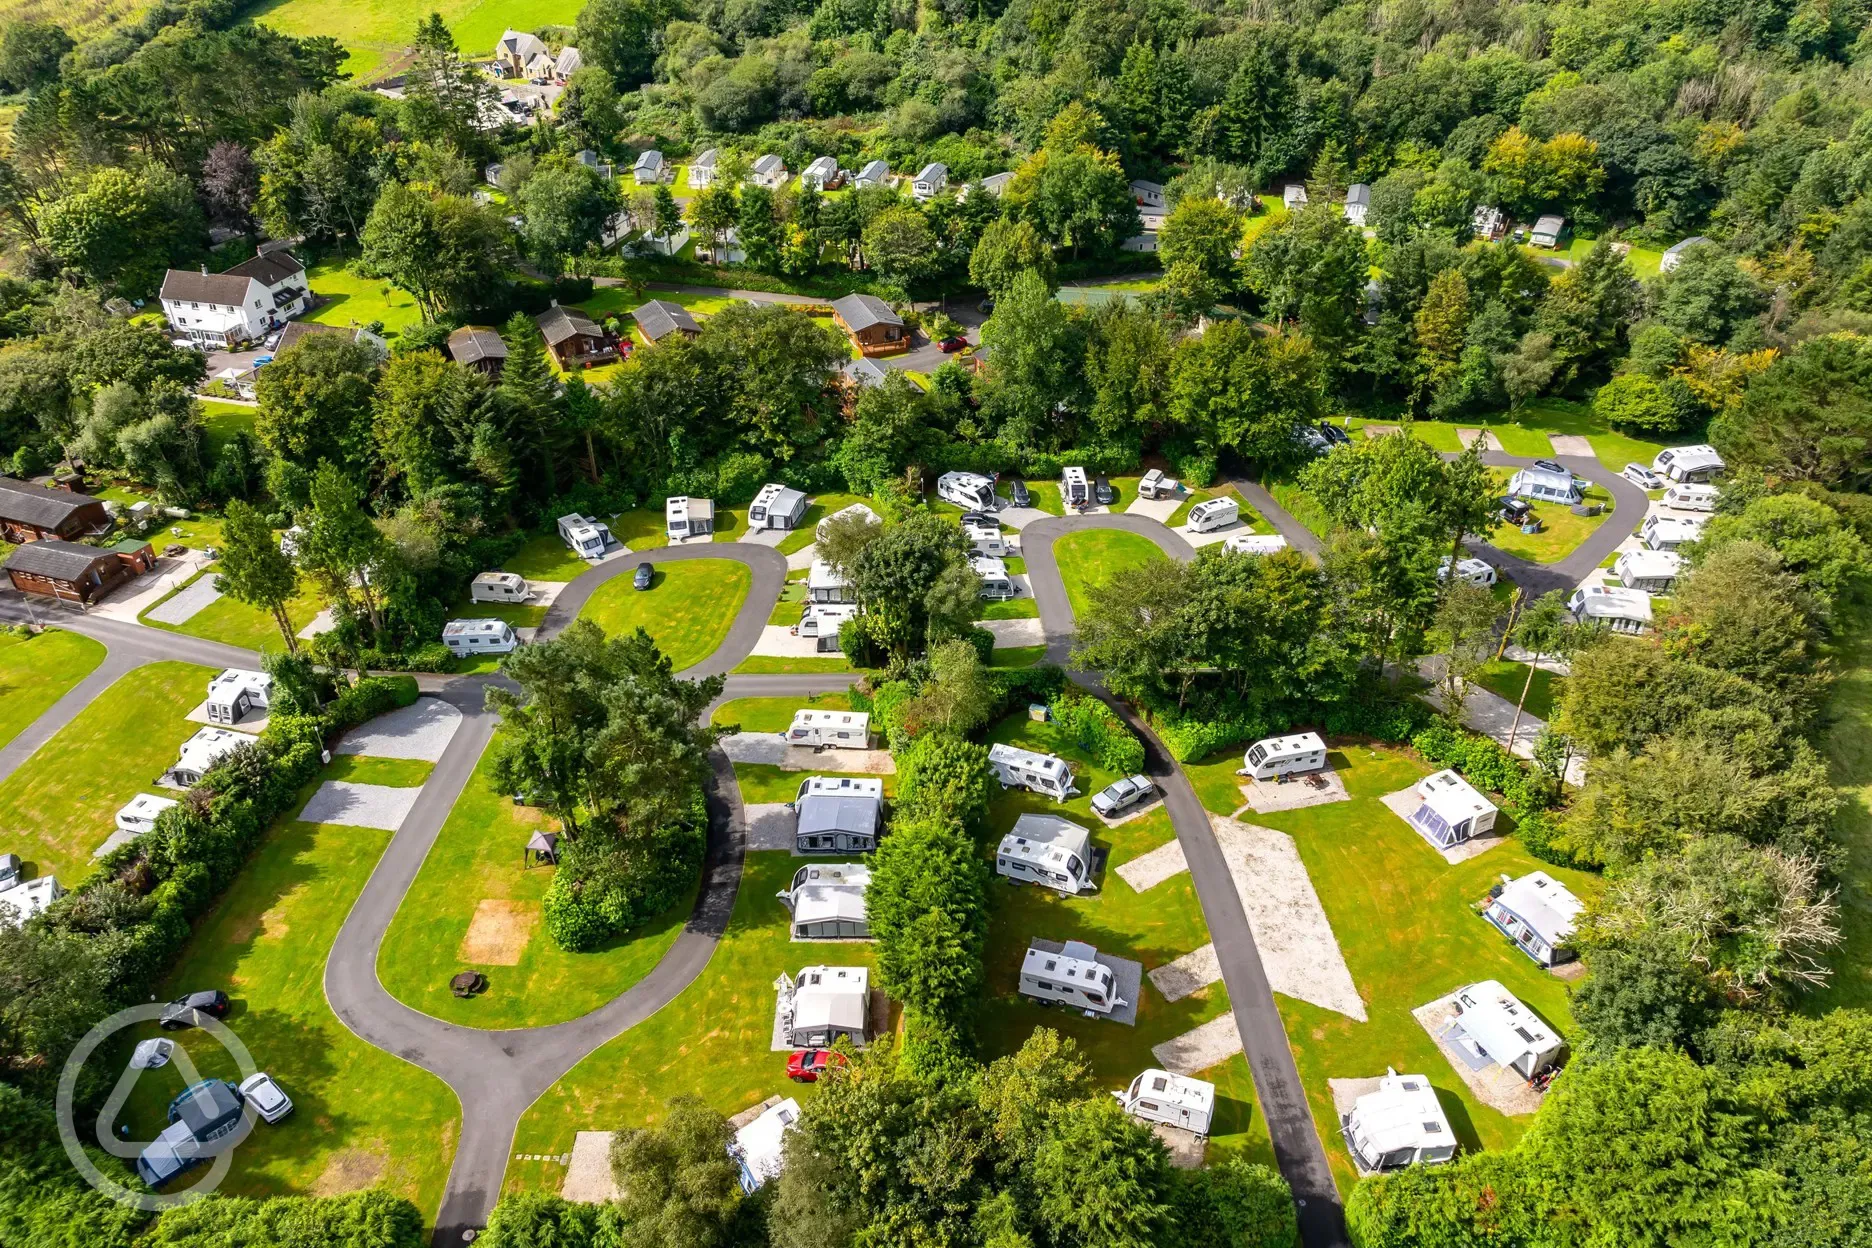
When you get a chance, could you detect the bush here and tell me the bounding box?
[543,788,708,951]
[1153,708,1278,763]
[870,680,917,752]
[895,732,996,830]
[1319,685,1431,742]
[143,1189,425,1247]
[1051,689,1146,774]
[1164,439,1218,488]
[986,663,1067,722]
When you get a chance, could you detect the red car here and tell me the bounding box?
[787,1049,848,1082]
[937,335,969,353]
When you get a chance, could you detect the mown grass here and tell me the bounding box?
[579,559,749,670]
[1054,529,1167,623]
[200,401,258,457]
[989,645,1048,668]
[139,565,326,652]
[1471,660,1564,723]
[0,629,106,752]
[731,655,863,674]
[776,493,868,556]
[501,533,595,582]
[711,691,855,733]
[300,256,423,338]
[1486,469,1614,564]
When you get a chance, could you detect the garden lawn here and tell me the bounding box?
[299,256,423,339]
[607,508,671,551]
[200,401,257,456]
[1486,468,1614,563]
[95,488,229,553]
[501,533,593,583]
[253,0,578,77]
[0,629,106,752]
[378,736,692,1027]
[503,853,877,1193]
[579,559,749,670]
[448,595,548,630]
[1054,529,1166,622]
[777,493,868,556]
[732,655,860,674]
[1806,618,1872,1012]
[712,691,854,733]
[1248,742,1600,1191]
[1471,660,1563,723]
[0,661,215,882]
[989,645,1047,668]
[139,565,326,651]
[982,596,1041,620]
[1342,417,1554,458]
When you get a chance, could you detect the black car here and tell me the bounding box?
[1295,426,1332,457]
[1007,477,1031,508]
[959,510,994,528]
[160,990,230,1031]
[1318,422,1351,446]
[1500,497,1533,524]
[633,562,654,590]
[1093,475,1117,506]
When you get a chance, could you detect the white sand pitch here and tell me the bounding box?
[1211,816,1366,1021]
[1149,943,1222,1002]
[1547,434,1594,456]
[1116,838,1188,892]
[1378,787,1507,865]
[752,625,835,657]
[1172,522,1240,549]
[561,1132,618,1202]
[1153,1012,1243,1075]
[785,546,818,571]
[719,733,895,774]
[1237,770,1350,814]
[299,781,422,831]
[1455,428,1497,450]
[334,699,463,761]
[145,575,223,624]
[985,617,1045,646]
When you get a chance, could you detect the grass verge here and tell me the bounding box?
[0,629,106,752]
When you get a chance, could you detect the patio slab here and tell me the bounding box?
[1548,434,1594,457]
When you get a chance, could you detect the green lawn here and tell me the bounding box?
[0,629,106,752]
[1165,483,1269,532]
[1806,618,1872,1013]
[1263,477,1333,539]
[982,596,1041,620]
[500,533,594,583]
[777,493,868,556]
[1487,469,1614,564]
[989,645,1048,668]
[139,565,326,652]
[731,655,862,674]
[448,596,548,630]
[711,692,854,733]
[378,735,693,1028]
[1492,396,1668,473]
[730,762,893,805]
[578,558,749,669]
[1471,660,1564,723]
[299,256,423,339]
[95,488,230,553]
[1054,529,1167,622]
[0,661,216,882]
[254,0,578,77]
[200,400,257,456]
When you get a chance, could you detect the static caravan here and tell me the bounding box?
[167,727,248,787]
[665,496,715,541]
[816,502,879,541]
[971,555,1018,600]
[792,776,884,853]
[787,710,873,750]
[204,668,271,726]
[557,513,613,559]
[1529,215,1565,248]
[731,1097,799,1194]
[1643,513,1707,551]
[0,875,63,928]
[1614,549,1682,593]
[964,520,1008,557]
[996,813,1094,895]
[1223,534,1289,556]
[796,603,858,641]
[911,162,947,200]
[116,793,178,835]
[1568,585,1653,635]
[799,155,841,191]
[1239,732,1328,782]
[1187,497,1241,533]
[776,965,870,1047]
[853,159,891,188]
[1484,871,1584,967]
[1438,556,1497,587]
[1452,980,1564,1080]
[1505,466,1581,505]
[989,742,1077,800]
[779,863,871,939]
[1652,444,1724,484]
[1406,769,1498,850]
[749,483,809,531]
[1283,184,1308,210]
[471,571,530,603]
[1020,939,1125,1014]
[1663,482,1719,512]
[443,618,518,657]
[1341,1071,1457,1172]
[1060,466,1091,510]
[1115,1069,1214,1135]
[807,559,855,604]
[937,471,997,512]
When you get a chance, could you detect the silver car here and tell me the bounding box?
[1621,462,1665,491]
[239,1072,293,1124]
[1091,774,1157,818]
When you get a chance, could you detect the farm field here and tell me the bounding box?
[578,558,749,669]
[0,629,106,752]
[252,0,581,79]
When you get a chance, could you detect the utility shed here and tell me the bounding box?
[1341,1070,1457,1172]
[996,813,1094,895]
[1451,980,1564,1080]
[633,299,700,344]
[778,863,870,939]
[1484,871,1584,967]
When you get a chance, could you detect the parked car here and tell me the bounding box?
[1294,426,1332,456]
[1007,477,1031,508]
[1091,774,1157,818]
[633,562,653,590]
[1621,462,1665,490]
[1093,475,1117,506]
[238,1072,293,1124]
[959,510,994,528]
[1318,422,1351,446]
[787,1049,849,1083]
[1499,497,1533,525]
[159,990,230,1031]
[937,335,969,353]
[1531,459,1568,476]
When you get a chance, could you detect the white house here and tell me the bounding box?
[970,555,1018,600]
[1238,732,1328,782]
[204,668,271,726]
[665,496,715,541]
[779,862,870,939]
[731,1097,799,1193]
[854,159,892,188]
[1406,769,1498,850]
[1283,184,1308,210]
[1451,980,1564,1080]
[1223,533,1289,555]
[159,250,310,349]
[787,710,872,750]
[997,812,1094,895]
[751,154,788,188]
[0,875,62,927]
[800,155,841,191]
[936,471,998,511]
[777,965,870,1047]
[1567,585,1653,634]
[1122,212,1165,253]
[749,483,809,531]
[1484,871,1583,967]
[688,148,721,188]
[1615,548,1682,592]
[1343,183,1371,227]
[116,793,178,836]
[1129,179,1165,210]
[989,743,1077,801]
[1663,482,1719,511]
[806,559,855,605]
[1659,236,1713,272]
[633,150,667,184]
[1651,443,1725,484]
[558,513,613,559]
[471,571,530,604]
[1505,466,1581,504]
[911,162,948,200]
[1341,1071,1457,1172]
[1020,939,1125,1014]
[792,776,883,853]
[1643,512,1707,551]
[1115,1069,1214,1135]
[817,502,880,542]
[443,618,518,657]
[1529,215,1565,248]
[167,727,248,788]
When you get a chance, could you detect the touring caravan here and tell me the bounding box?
[796,603,858,641]
[1567,585,1653,634]
[778,863,871,940]
[1341,1071,1457,1172]
[787,710,872,750]
[775,965,870,1048]
[996,813,1094,895]
[1437,556,1498,587]
[1643,513,1707,551]
[1452,980,1564,1080]
[204,669,271,726]
[816,502,879,541]
[731,1097,799,1194]
[937,471,997,512]
[1662,482,1719,512]
[1115,1070,1214,1135]
[1238,732,1328,781]
[791,776,884,853]
[1484,871,1584,967]
[1405,769,1498,850]
[443,618,518,657]
[665,496,715,541]
[964,520,1008,557]
[166,728,248,788]
[749,483,810,531]
[1137,469,1179,500]
[557,513,613,559]
[1020,939,1125,1014]
[1060,466,1091,510]
[971,555,1018,600]
[807,559,854,604]
[1614,549,1682,593]
[115,793,178,836]
[1651,444,1724,484]
[471,571,530,603]
[1223,534,1289,555]
[989,743,1077,800]
[1186,497,1240,533]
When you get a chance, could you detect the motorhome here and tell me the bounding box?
[665,496,715,542]
[971,555,1018,600]
[1484,871,1584,967]
[1223,534,1289,555]
[996,813,1094,895]
[1451,980,1565,1080]
[1020,939,1125,1014]
[1060,466,1091,510]
[749,483,809,531]
[1663,482,1719,512]
[1614,549,1682,593]
[791,776,884,853]
[1341,1071,1457,1172]
[471,571,530,603]
[204,669,271,726]
[786,710,873,750]
[1238,732,1328,782]
[1643,513,1707,551]
[166,727,248,787]
[1405,769,1498,850]
[964,520,1008,557]
[557,513,613,559]
[1567,585,1653,634]
[442,618,519,656]
[778,863,871,939]
[937,471,997,512]
[1115,1069,1215,1135]
[1186,497,1240,533]
[989,742,1077,800]
[1652,444,1725,484]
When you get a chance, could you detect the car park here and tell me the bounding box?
[159,990,230,1031]
[238,1072,294,1124]
[1090,774,1157,818]
[786,1049,849,1082]
[1094,475,1117,506]
[1621,463,1665,490]
[633,562,653,590]
[1007,477,1031,507]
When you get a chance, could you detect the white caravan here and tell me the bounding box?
[1137,469,1179,500]
[749,483,809,531]
[1115,1069,1215,1135]
[442,618,518,656]
[1186,497,1240,533]
[964,520,1008,557]
[1452,980,1565,1080]
[996,813,1094,895]
[989,742,1077,800]
[1614,549,1682,593]
[1651,444,1725,483]
[665,496,715,541]
[1643,513,1707,551]
[167,727,248,787]
[936,471,997,511]
[1238,732,1328,781]
[1060,466,1091,510]
[1223,534,1289,555]
[1020,939,1125,1014]
[116,793,179,835]
[471,571,530,603]
[1341,1070,1457,1172]
[778,863,871,940]
[796,603,859,640]
[1568,585,1653,634]
[557,513,613,559]
[1437,556,1497,587]
[971,555,1018,600]
[1484,871,1584,967]
[1662,482,1719,512]
[786,710,872,750]
[204,668,271,726]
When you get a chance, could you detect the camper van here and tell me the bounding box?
[787,710,872,750]
[665,496,715,542]
[989,743,1077,800]
[1452,980,1564,1080]
[1238,732,1328,781]
[558,513,613,559]
[442,618,518,656]
[1020,939,1125,1014]
[1341,1071,1457,1172]
[1662,482,1719,512]
[971,555,1018,600]
[1223,534,1289,555]
[1651,444,1724,484]
[1405,770,1498,850]
[1115,1070,1215,1135]
[1437,556,1497,587]
[1186,497,1240,533]
[471,571,530,603]
[1643,513,1707,551]
[996,813,1094,895]
[1137,469,1179,500]
[749,483,809,531]
[204,669,270,726]
[796,603,858,645]
[936,471,997,512]
[1060,466,1091,511]
[964,520,1008,557]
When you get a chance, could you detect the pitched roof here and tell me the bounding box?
[223,251,304,286]
[535,304,602,345]
[4,538,110,581]
[752,154,784,175]
[0,477,102,529]
[159,270,256,306]
[1533,214,1565,233]
[498,29,547,59]
[633,299,699,341]
[634,149,664,172]
[1345,182,1371,206]
[857,160,890,181]
[555,45,582,75]
[914,162,946,182]
[1663,235,1713,257]
[275,321,347,354]
[831,293,901,332]
[692,148,719,169]
[447,326,510,364]
[841,357,888,387]
[803,155,838,177]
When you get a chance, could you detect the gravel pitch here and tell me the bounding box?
[145,576,223,624]
[299,781,422,831]
[334,698,463,761]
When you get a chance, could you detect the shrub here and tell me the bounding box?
[895,732,996,830]
[1319,687,1430,742]
[987,663,1067,721]
[1051,690,1146,775]
[1153,709,1278,763]
[543,789,708,951]
[143,1189,425,1247]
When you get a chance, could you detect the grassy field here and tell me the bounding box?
[1054,529,1167,622]
[1338,398,1672,472]
[200,401,258,456]
[1486,469,1614,564]
[94,488,230,554]
[0,661,215,882]
[0,629,106,752]
[139,565,326,652]
[1263,476,1333,539]
[712,691,854,734]
[732,655,862,674]
[982,595,1041,620]
[253,0,580,79]
[503,533,596,582]
[608,508,672,550]
[731,762,893,805]
[1806,620,1872,1012]
[377,735,693,1027]
[0,0,144,38]
[1471,659,1563,723]
[300,256,424,338]
[578,559,748,669]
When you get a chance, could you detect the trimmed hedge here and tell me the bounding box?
[1051,690,1146,775]
[1154,710,1278,763]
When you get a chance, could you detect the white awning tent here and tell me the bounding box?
[1341,1070,1457,1172]
[1484,871,1584,966]
[1452,980,1564,1079]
